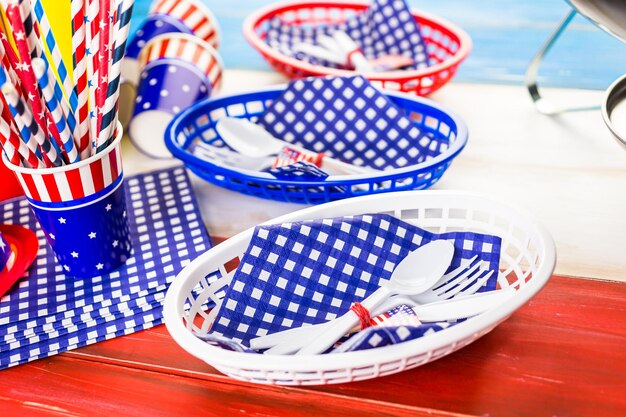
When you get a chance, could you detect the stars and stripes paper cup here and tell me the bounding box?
[2,122,132,279]
[0,232,9,272]
[0,159,23,201]
[128,33,223,159]
[119,0,221,128]
[149,0,221,48]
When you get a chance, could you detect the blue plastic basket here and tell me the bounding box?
[165,85,468,204]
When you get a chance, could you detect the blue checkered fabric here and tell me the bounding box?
[209,214,501,345]
[1,306,163,366]
[0,167,212,368]
[333,322,455,353]
[268,161,330,180]
[1,291,165,345]
[265,0,430,71]
[268,161,347,194]
[258,76,447,170]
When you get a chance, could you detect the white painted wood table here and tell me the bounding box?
[122,69,626,282]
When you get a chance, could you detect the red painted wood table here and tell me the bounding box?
[1,266,625,416]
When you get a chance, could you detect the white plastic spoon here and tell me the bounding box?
[252,287,515,352]
[280,241,455,355]
[215,117,374,175]
[331,30,374,72]
[294,40,414,72]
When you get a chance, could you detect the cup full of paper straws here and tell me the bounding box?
[0,0,135,278]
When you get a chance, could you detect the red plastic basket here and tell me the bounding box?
[243,0,472,96]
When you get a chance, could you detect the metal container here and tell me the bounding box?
[602,73,626,149]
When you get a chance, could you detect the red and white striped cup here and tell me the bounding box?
[2,122,132,278]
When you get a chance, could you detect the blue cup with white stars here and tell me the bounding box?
[0,232,9,272]
[4,123,132,279]
[128,58,213,158]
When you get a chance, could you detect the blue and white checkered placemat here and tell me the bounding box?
[210,213,501,345]
[1,305,163,366]
[2,291,165,345]
[258,76,446,170]
[265,0,430,71]
[0,166,212,368]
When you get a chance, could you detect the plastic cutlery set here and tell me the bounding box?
[292,30,415,72]
[230,240,509,356]
[215,117,374,175]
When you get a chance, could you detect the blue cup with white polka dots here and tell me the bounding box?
[128,58,213,159]
[121,14,192,87]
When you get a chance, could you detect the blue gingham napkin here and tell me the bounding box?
[268,161,330,181]
[258,76,446,171]
[0,167,212,368]
[333,321,455,353]
[209,214,501,348]
[265,0,430,71]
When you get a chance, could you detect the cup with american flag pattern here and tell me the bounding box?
[1,122,132,278]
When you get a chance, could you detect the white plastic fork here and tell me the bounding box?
[413,256,495,303]
[253,256,495,354]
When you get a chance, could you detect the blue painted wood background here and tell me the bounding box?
[131,0,626,90]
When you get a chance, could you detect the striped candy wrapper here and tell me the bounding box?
[2,121,131,278]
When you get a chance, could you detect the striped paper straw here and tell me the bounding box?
[85,0,101,153]
[0,31,22,90]
[1,83,59,168]
[32,58,79,164]
[17,0,43,59]
[71,0,90,158]
[31,0,79,113]
[0,93,42,168]
[0,93,21,166]
[26,1,81,153]
[5,3,49,139]
[15,0,73,160]
[0,26,34,105]
[95,0,112,139]
[99,0,134,149]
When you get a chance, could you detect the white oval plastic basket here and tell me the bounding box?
[163,191,556,385]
